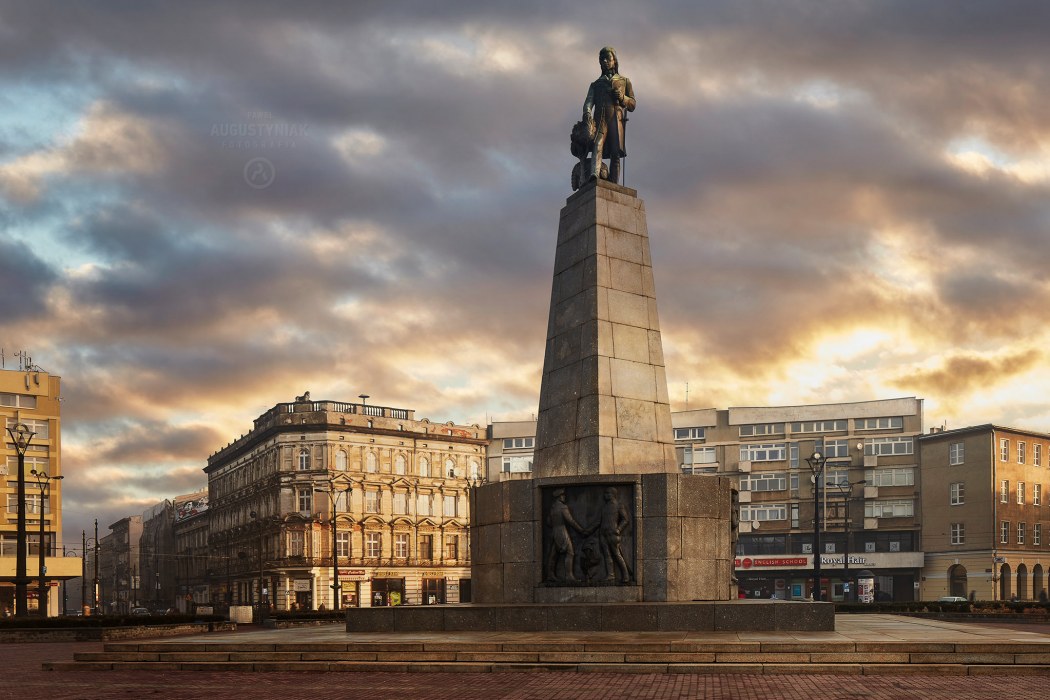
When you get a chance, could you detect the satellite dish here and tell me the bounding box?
[751,520,761,530]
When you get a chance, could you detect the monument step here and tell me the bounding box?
[45,640,1050,674]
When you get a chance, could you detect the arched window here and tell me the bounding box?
[446,458,456,478]
[469,461,480,480]
[366,452,378,473]
[419,457,429,477]
[336,450,348,471]
[395,455,407,475]
[298,449,310,471]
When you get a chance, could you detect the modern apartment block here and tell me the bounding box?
[485,421,536,482]
[0,364,80,615]
[204,393,484,610]
[674,398,924,601]
[919,425,1050,601]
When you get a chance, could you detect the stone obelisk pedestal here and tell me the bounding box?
[472,179,734,605]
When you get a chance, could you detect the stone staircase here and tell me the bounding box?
[43,638,1050,675]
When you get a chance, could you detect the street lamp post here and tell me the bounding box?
[6,422,35,617]
[805,448,827,602]
[93,519,100,615]
[249,511,267,619]
[30,468,63,617]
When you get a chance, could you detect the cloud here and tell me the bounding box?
[890,349,1044,398]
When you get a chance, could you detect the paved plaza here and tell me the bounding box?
[6,615,1050,699]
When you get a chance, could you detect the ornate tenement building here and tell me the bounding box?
[205,394,484,610]
[920,425,1050,602]
[0,364,80,616]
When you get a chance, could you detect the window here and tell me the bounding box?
[334,490,350,512]
[445,459,456,478]
[1037,444,1043,468]
[950,482,965,506]
[1018,482,1026,505]
[864,437,914,456]
[739,504,788,522]
[949,442,964,466]
[298,488,312,514]
[0,393,37,408]
[1001,438,1010,462]
[502,437,534,449]
[790,503,799,528]
[683,446,716,466]
[336,532,350,558]
[823,469,850,489]
[1019,442,1027,464]
[366,452,378,473]
[950,523,965,545]
[868,467,915,487]
[674,427,705,441]
[365,532,381,558]
[419,457,429,477]
[394,455,406,475]
[420,534,434,560]
[469,461,480,479]
[790,443,799,469]
[739,443,787,462]
[335,450,348,471]
[856,417,903,431]
[298,449,310,471]
[824,439,850,459]
[445,535,459,560]
[443,495,458,517]
[365,491,379,514]
[289,531,304,557]
[1018,522,1026,545]
[394,533,409,559]
[7,493,47,515]
[1036,524,1043,546]
[417,493,432,516]
[1001,521,1010,544]
[791,420,847,433]
[1000,480,1009,503]
[739,423,784,437]
[1036,484,1042,507]
[503,455,533,473]
[739,472,787,492]
[864,500,914,518]
[393,492,407,515]
[4,417,49,439]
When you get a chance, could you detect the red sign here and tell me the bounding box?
[734,557,809,569]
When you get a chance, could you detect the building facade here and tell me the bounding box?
[98,516,143,614]
[204,393,483,610]
[139,500,177,612]
[0,364,80,616]
[920,425,1050,601]
[172,491,210,612]
[675,398,924,601]
[485,421,536,482]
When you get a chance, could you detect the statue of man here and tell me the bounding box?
[598,486,632,583]
[583,46,636,184]
[545,488,587,583]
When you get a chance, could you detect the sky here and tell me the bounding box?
[1,1,1049,542]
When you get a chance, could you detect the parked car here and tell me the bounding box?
[937,596,968,603]
[130,607,151,616]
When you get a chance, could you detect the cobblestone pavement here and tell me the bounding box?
[1,639,1044,700]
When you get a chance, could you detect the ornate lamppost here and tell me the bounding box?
[6,422,35,617]
[805,448,827,601]
[29,468,62,616]
[321,477,353,611]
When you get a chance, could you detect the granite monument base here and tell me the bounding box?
[345,600,833,633]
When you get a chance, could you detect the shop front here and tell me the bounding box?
[370,577,405,606]
[735,552,924,602]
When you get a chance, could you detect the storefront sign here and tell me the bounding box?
[735,557,808,569]
[373,571,401,578]
[339,569,367,580]
[735,552,924,570]
[292,579,312,592]
[820,555,869,566]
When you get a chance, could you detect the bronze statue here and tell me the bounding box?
[571,46,635,189]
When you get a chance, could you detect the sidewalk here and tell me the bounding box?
[6,615,1050,700]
